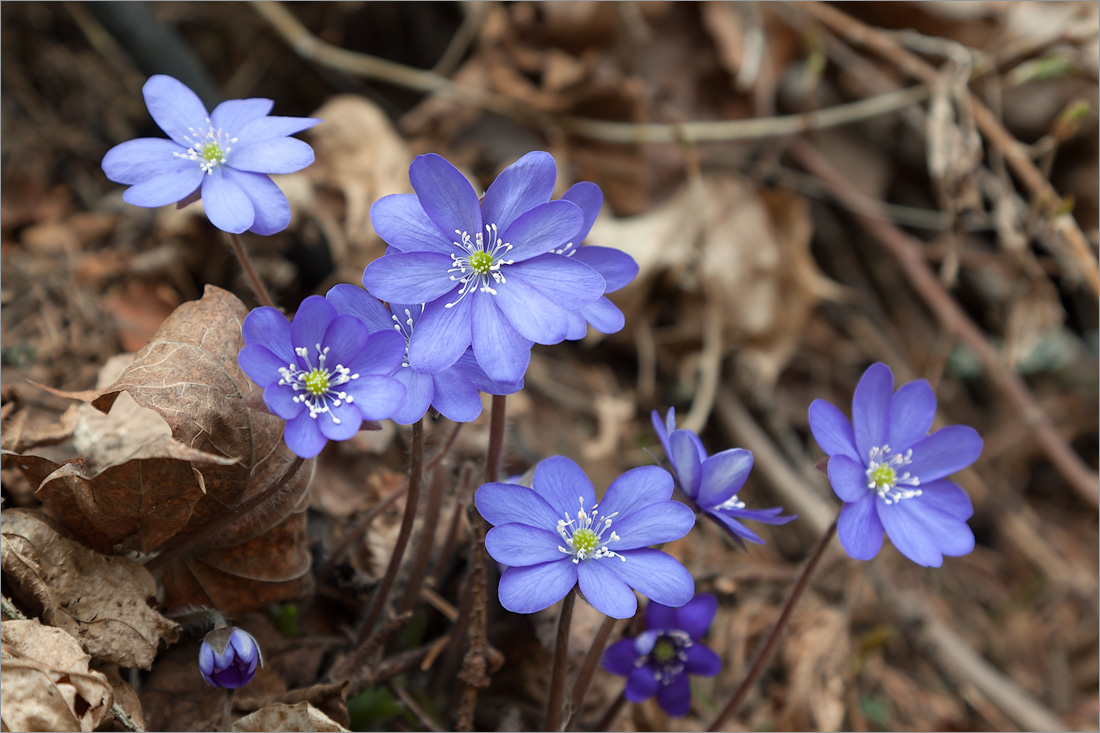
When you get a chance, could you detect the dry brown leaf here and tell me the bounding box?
[778,605,850,731]
[231,702,350,732]
[1,618,114,732]
[1,509,179,669]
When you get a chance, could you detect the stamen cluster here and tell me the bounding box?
[277,344,358,423]
[555,497,623,563]
[173,120,238,174]
[446,224,514,307]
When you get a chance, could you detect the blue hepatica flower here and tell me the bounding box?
[808,362,982,567]
[361,152,608,383]
[652,408,796,546]
[326,283,521,425]
[102,75,319,235]
[475,456,696,619]
[199,627,262,689]
[602,593,722,717]
[554,182,639,340]
[237,296,407,459]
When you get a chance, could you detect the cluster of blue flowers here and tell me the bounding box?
[106,77,984,715]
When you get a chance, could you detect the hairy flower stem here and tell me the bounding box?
[485,394,507,483]
[355,419,425,647]
[545,589,577,732]
[399,458,446,612]
[145,455,304,573]
[565,615,619,731]
[221,690,232,732]
[705,513,840,732]
[226,232,276,308]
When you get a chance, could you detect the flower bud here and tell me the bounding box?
[198,627,262,689]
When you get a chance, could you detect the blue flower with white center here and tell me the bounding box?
[602,594,722,717]
[808,362,983,567]
[198,627,262,689]
[102,75,319,235]
[361,152,608,383]
[325,283,522,424]
[237,295,407,459]
[651,408,796,547]
[475,456,696,619]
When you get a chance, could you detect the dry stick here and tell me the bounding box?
[399,456,447,612]
[392,683,444,733]
[706,515,839,732]
[354,419,425,646]
[250,0,930,144]
[795,0,1099,299]
[145,455,304,573]
[318,482,406,579]
[226,232,277,308]
[545,590,577,732]
[791,139,1100,509]
[334,610,414,687]
[565,615,619,731]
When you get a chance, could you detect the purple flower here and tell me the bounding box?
[102,75,319,235]
[808,362,982,567]
[652,409,796,546]
[237,296,407,458]
[199,627,262,689]
[554,182,639,340]
[326,284,521,424]
[602,594,722,717]
[361,152,607,383]
[475,456,696,619]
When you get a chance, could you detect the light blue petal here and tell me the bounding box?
[808,398,860,462]
[577,297,625,336]
[918,479,974,521]
[242,307,294,363]
[669,430,704,497]
[852,363,894,460]
[837,495,884,561]
[230,137,315,175]
[532,455,597,518]
[888,379,937,452]
[429,368,482,423]
[888,496,975,561]
[121,163,204,208]
[877,498,944,567]
[696,448,753,508]
[318,314,371,369]
[222,169,290,236]
[597,465,674,519]
[907,426,983,482]
[507,254,606,307]
[102,138,189,185]
[607,500,695,551]
[210,98,273,139]
[498,561,577,614]
[201,168,254,234]
[494,278,568,344]
[361,252,456,304]
[563,309,589,341]
[409,154,482,237]
[481,151,556,231]
[486,524,567,567]
[390,367,433,425]
[470,294,532,383]
[370,194,452,253]
[827,455,871,503]
[261,383,303,420]
[707,511,765,545]
[571,246,637,292]
[500,200,583,262]
[406,295,471,374]
[325,284,395,333]
[341,328,405,377]
[289,296,336,360]
[143,75,210,146]
[316,400,365,441]
[560,181,603,242]
[609,548,694,608]
[475,482,561,529]
[578,559,638,619]
[238,344,289,388]
[283,411,328,459]
[235,115,321,142]
[341,375,406,421]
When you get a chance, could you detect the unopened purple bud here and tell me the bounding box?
[198,627,262,689]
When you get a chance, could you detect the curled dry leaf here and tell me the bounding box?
[1,509,179,669]
[231,701,350,733]
[1,618,114,732]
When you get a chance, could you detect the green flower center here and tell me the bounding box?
[202,142,223,163]
[555,497,624,563]
[866,444,922,504]
[571,527,599,556]
[303,368,330,396]
[870,464,896,488]
[469,250,494,274]
[653,639,677,664]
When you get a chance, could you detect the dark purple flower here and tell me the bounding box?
[475,456,696,619]
[808,362,982,567]
[102,75,319,235]
[361,152,608,383]
[237,296,407,458]
[199,627,262,689]
[602,593,722,717]
[326,283,521,424]
[652,408,796,546]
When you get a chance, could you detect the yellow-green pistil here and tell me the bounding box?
[446,223,515,307]
[556,497,623,563]
[653,639,677,664]
[277,344,359,424]
[303,368,330,396]
[202,142,223,163]
[468,250,494,274]
[174,120,236,174]
[865,444,922,504]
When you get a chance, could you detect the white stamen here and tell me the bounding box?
[555,496,624,564]
[866,444,922,504]
[276,342,359,423]
[172,118,238,174]
[444,223,515,308]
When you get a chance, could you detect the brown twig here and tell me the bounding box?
[332,610,414,687]
[791,138,1099,508]
[545,590,577,732]
[318,481,407,579]
[392,683,444,733]
[226,232,277,308]
[400,458,447,612]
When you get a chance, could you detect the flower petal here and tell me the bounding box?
[684,643,721,677]
[877,499,944,567]
[143,75,209,146]
[389,367,434,425]
[201,167,255,234]
[508,254,606,307]
[238,344,289,388]
[576,297,625,336]
[370,194,451,253]
[696,448,753,508]
[230,137,315,174]
[827,455,871,503]
[560,181,603,243]
[409,154,482,236]
[340,328,405,377]
[706,511,765,545]
[486,524,566,567]
[494,278,568,344]
[341,375,406,421]
[361,252,457,304]
[470,294,533,383]
[500,200,583,262]
[497,561,577,614]
[808,399,860,462]
[210,98,274,139]
[675,593,718,640]
[609,500,695,550]
[261,383,304,420]
[222,169,290,236]
[918,479,974,521]
[283,411,328,459]
[651,409,675,459]
[570,246,637,292]
[852,363,894,460]
[407,295,472,375]
[610,548,694,608]
[429,368,483,423]
[121,163,205,208]
[907,426,983,482]
[102,138,189,184]
[289,296,336,360]
[242,306,294,363]
[597,465,674,519]
[235,115,321,142]
[475,482,561,529]
[625,665,660,703]
[601,639,640,676]
[669,430,704,497]
[481,151,556,231]
[316,400,364,442]
[888,379,937,451]
[449,351,522,395]
[578,559,638,619]
[532,455,597,517]
[645,601,679,632]
[325,284,395,333]
[837,495,884,561]
[656,672,693,716]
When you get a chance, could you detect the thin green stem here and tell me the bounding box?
[545,589,577,732]
[705,513,840,731]
[226,232,276,308]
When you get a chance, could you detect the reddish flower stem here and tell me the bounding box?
[226,232,276,308]
[545,589,577,732]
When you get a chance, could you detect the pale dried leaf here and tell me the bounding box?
[1,509,179,669]
[778,605,850,731]
[0,618,114,732]
[231,702,350,732]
